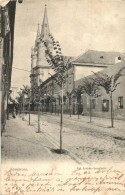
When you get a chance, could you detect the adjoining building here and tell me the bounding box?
[75,60,125,119]
[0,0,22,133]
[36,50,125,119]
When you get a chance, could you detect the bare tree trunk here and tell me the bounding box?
[78,102,79,119]
[37,103,40,133]
[89,95,92,122]
[22,96,25,121]
[69,97,71,117]
[28,99,30,125]
[19,103,21,117]
[110,92,114,127]
[55,102,56,115]
[60,83,63,153]
[20,102,22,117]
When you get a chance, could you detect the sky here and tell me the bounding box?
[11,0,125,94]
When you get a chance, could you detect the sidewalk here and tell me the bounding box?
[64,114,125,134]
[71,114,125,130]
[24,113,125,163]
[31,111,125,130]
[2,113,125,164]
[34,111,125,135]
[1,116,76,163]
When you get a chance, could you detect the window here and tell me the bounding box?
[102,99,109,112]
[118,96,123,109]
[92,99,96,109]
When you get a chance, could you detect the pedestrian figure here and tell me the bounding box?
[15,104,19,115]
[12,105,16,118]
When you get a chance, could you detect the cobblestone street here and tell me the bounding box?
[2,113,125,164]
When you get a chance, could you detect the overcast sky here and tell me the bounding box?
[11,0,125,93]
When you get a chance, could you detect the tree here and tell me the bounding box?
[17,85,30,121]
[44,34,70,153]
[32,85,44,132]
[93,67,125,127]
[81,78,99,122]
[22,85,31,124]
[16,91,23,116]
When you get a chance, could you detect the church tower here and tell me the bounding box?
[30,5,55,88]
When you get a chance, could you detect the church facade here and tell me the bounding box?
[30,5,55,90]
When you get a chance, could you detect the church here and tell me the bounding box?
[30,5,114,94]
[30,5,55,89]
[29,5,125,119]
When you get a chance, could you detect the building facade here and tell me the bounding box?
[75,60,125,120]
[0,0,22,133]
[32,50,125,119]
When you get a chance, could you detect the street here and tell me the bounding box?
[1,113,125,164]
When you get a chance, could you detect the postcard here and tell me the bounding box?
[1,0,125,194]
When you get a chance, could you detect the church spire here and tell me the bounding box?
[35,24,41,45]
[41,4,50,41]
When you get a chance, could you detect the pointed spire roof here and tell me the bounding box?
[35,24,41,45]
[41,4,50,41]
[37,24,41,39]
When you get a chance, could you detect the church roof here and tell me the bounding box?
[41,4,50,41]
[72,50,125,65]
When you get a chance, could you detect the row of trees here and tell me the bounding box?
[72,65,125,127]
[43,34,125,153]
[16,34,125,154]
